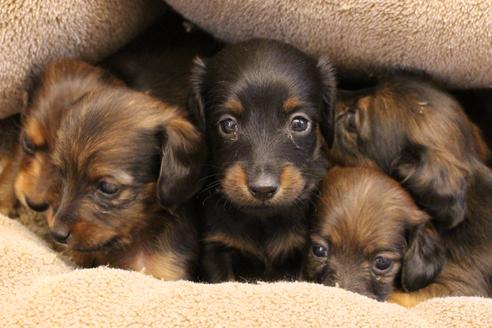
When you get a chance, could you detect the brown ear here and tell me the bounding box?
[317,57,337,148]
[401,222,446,292]
[157,109,206,207]
[395,143,468,229]
[186,56,207,133]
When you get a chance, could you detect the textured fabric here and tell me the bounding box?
[167,0,492,89]
[0,0,165,119]
[1,214,491,327]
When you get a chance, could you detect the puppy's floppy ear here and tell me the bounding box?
[395,143,468,229]
[187,56,207,133]
[157,108,206,207]
[317,57,337,148]
[401,221,446,292]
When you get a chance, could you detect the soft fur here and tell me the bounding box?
[305,167,444,301]
[330,76,492,304]
[188,38,336,282]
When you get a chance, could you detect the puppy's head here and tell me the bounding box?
[330,76,488,228]
[15,59,121,212]
[305,167,445,300]
[189,39,336,213]
[47,87,203,251]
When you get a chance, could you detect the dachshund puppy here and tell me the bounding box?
[15,59,122,213]
[330,76,492,303]
[47,84,204,280]
[189,39,336,282]
[305,167,444,301]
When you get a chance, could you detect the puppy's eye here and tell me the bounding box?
[312,244,328,257]
[345,108,357,133]
[290,116,311,133]
[98,180,120,195]
[218,117,238,135]
[22,136,36,155]
[373,256,393,273]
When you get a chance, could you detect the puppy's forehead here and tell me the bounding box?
[317,168,419,253]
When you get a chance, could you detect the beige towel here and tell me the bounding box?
[167,0,492,89]
[0,0,165,119]
[1,214,491,327]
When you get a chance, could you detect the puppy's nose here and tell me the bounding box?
[50,225,71,244]
[25,197,49,212]
[248,174,279,201]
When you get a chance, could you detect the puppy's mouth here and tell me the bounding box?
[71,236,121,253]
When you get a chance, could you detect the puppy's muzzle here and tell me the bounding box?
[248,172,279,201]
[50,221,71,244]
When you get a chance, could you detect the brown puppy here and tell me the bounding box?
[46,85,204,280]
[330,76,492,304]
[15,59,122,213]
[305,167,443,301]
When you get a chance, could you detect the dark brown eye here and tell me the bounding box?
[345,108,357,132]
[219,117,238,135]
[98,180,120,195]
[22,135,36,155]
[373,256,392,273]
[290,116,311,133]
[312,244,328,257]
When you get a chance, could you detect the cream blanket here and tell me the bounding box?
[0,0,164,119]
[167,0,492,89]
[1,214,491,327]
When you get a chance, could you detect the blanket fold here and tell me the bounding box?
[1,214,491,327]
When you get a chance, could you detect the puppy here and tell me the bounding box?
[15,59,122,213]
[47,84,204,280]
[189,39,336,282]
[330,76,492,304]
[305,167,443,301]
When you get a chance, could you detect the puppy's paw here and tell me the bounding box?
[387,291,422,308]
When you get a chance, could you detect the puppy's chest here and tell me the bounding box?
[206,214,307,264]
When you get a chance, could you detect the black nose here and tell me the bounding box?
[25,197,49,212]
[50,227,71,244]
[248,174,279,201]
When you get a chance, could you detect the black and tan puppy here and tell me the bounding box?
[305,167,443,301]
[46,83,204,280]
[189,39,336,282]
[330,76,492,304]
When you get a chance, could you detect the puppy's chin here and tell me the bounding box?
[221,163,309,214]
[69,235,122,253]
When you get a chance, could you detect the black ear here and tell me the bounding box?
[317,57,337,148]
[157,112,206,207]
[186,56,207,133]
[401,222,446,292]
[395,144,468,229]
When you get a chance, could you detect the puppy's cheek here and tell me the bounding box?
[221,163,256,205]
[273,165,305,204]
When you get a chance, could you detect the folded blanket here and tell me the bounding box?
[1,214,491,327]
[0,0,165,119]
[167,0,492,89]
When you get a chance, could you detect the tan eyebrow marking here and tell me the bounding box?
[224,98,243,114]
[283,97,302,112]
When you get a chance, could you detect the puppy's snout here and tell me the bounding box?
[25,197,49,212]
[50,223,71,244]
[248,173,279,201]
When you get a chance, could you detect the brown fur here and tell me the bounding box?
[45,85,202,280]
[330,76,492,304]
[15,59,122,211]
[305,167,443,301]
[283,96,302,112]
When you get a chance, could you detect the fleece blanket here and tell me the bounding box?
[1,214,492,327]
[167,0,492,89]
[0,0,165,119]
